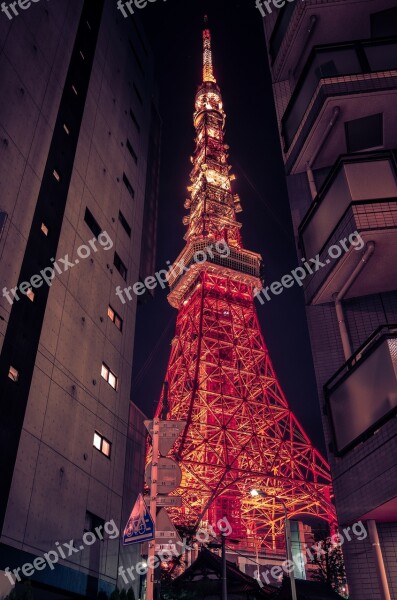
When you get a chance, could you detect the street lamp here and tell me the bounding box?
[250,489,297,600]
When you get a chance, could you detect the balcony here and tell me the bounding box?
[298,151,397,304]
[325,325,397,455]
[268,0,397,82]
[281,36,397,172]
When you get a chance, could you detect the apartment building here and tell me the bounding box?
[0,1,159,597]
[261,2,397,598]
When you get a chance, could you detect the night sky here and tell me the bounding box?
[132,0,326,454]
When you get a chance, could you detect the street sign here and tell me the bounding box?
[144,420,186,456]
[155,508,183,555]
[156,495,183,507]
[145,457,182,494]
[123,493,155,545]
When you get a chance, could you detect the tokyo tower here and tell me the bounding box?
[152,18,335,550]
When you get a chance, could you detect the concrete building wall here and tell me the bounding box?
[0,1,158,597]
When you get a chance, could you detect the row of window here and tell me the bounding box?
[84,206,131,239]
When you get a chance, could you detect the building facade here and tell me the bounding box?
[261,1,397,598]
[0,1,158,597]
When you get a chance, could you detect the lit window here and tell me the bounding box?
[8,366,19,382]
[93,432,102,450]
[41,223,49,236]
[53,169,61,182]
[27,289,35,302]
[108,305,123,331]
[102,439,111,457]
[63,124,70,135]
[101,363,118,390]
[93,432,111,458]
[108,372,117,389]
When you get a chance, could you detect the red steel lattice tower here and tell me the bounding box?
[153,19,335,549]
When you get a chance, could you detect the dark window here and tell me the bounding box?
[130,109,140,133]
[123,173,135,198]
[0,212,7,239]
[84,207,101,238]
[114,252,127,280]
[371,8,397,38]
[345,113,383,152]
[85,512,105,537]
[108,305,123,331]
[129,39,144,76]
[119,210,131,237]
[126,139,138,164]
[131,17,148,57]
[133,83,143,105]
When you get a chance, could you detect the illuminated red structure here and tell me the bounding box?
[154,19,335,549]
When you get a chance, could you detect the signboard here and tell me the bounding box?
[145,458,182,494]
[155,508,183,555]
[156,495,183,507]
[144,420,186,456]
[123,493,155,545]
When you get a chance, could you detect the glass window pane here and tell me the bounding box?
[8,366,19,382]
[108,372,117,389]
[101,364,109,381]
[102,440,111,457]
[108,306,115,321]
[93,433,102,450]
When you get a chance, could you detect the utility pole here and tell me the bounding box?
[146,417,159,600]
[221,532,227,600]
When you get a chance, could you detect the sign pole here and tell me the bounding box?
[146,417,159,600]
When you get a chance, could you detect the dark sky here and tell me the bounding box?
[132,0,326,454]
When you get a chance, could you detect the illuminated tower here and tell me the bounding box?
[155,18,335,549]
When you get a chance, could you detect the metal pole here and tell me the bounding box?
[368,520,391,600]
[282,504,297,600]
[221,533,227,600]
[146,418,159,600]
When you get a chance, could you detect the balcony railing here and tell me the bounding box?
[299,150,397,259]
[281,36,397,151]
[325,325,397,455]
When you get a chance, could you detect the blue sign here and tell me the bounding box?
[123,493,155,545]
